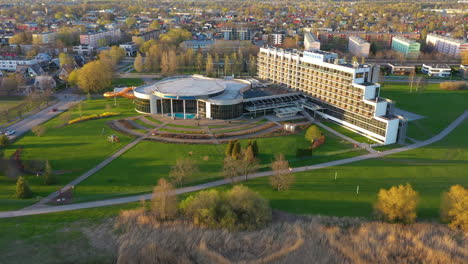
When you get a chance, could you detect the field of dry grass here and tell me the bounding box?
[113,210,467,264]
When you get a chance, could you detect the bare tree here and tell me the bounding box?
[223,156,242,183]
[169,157,199,186]
[239,146,259,181]
[270,154,294,191]
[151,178,178,221]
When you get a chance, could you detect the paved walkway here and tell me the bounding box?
[5,93,84,141]
[1,110,466,218]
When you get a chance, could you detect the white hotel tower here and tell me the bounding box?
[257,47,406,145]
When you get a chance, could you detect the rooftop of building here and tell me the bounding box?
[392,36,419,44]
[349,36,369,44]
[422,64,451,69]
[427,33,467,44]
[134,75,249,100]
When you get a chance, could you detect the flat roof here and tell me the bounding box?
[134,75,249,100]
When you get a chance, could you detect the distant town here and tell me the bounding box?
[0,1,466,263]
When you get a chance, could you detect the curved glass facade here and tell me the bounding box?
[135,98,151,113]
[210,103,244,119]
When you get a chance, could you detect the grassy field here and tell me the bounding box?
[0,98,136,211]
[380,82,468,140]
[240,119,468,219]
[0,202,140,264]
[321,121,375,144]
[72,141,225,202]
[71,127,360,202]
[0,96,25,111]
[111,78,145,87]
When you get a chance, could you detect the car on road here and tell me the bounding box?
[1,130,15,136]
[51,108,58,112]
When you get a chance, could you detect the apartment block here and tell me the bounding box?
[304,32,321,51]
[0,58,37,71]
[270,33,284,46]
[257,47,403,144]
[348,36,370,58]
[219,28,251,41]
[391,36,420,59]
[80,29,121,47]
[426,33,468,58]
[131,30,160,43]
[32,31,56,45]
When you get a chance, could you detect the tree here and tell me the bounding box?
[43,160,56,185]
[225,185,272,230]
[282,37,298,49]
[461,51,468,65]
[224,54,231,76]
[59,112,71,125]
[59,53,73,66]
[196,52,204,73]
[225,140,234,157]
[149,20,160,30]
[179,189,223,227]
[0,134,10,148]
[440,185,468,232]
[76,60,113,93]
[270,154,294,191]
[240,146,259,181]
[305,125,322,142]
[231,140,241,160]
[125,17,137,27]
[206,53,214,76]
[151,178,178,221]
[223,156,242,183]
[248,55,256,76]
[16,176,32,199]
[134,53,144,73]
[169,158,199,186]
[374,183,419,224]
[31,124,46,137]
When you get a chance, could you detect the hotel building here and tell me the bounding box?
[257,47,404,145]
[426,33,468,58]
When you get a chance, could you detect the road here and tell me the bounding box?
[0,109,466,219]
[5,92,84,141]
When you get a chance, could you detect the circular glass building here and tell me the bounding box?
[132,75,251,119]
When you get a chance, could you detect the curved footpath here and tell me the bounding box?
[1,110,467,219]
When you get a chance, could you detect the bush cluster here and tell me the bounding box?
[68,112,119,125]
[180,185,272,230]
[439,81,467,90]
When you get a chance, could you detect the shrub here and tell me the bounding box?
[180,185,271,230]
[311,135,326,149]
[374,183,419,224]
[439,81,467,90]
[151,178,178,221]
[440,185,468,232]
[67,112,120,125]
[0,134,10,147]
[31,124,46,137]
[270,154,294,191]
[16,176,32,199]
[43,160,56,185]
[305,125,322,142]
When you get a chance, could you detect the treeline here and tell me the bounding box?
[133,29,258,77]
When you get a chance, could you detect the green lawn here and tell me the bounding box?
[72,127,359,202]
[0,96,25,111]
[321,121,375,144]
[380,82,468,140]
[241,119,468,219]
[72,141,225,202]
[0,202,140,264]
[111,78,144,87]
[0,98,136,211]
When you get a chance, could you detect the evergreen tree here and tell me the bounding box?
[225,140,234,157]
[43,160,56,185]
[252,140,259,157]
[231,141,241,160]
[16,176,32,199]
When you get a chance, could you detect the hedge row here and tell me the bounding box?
[68,112,120,125]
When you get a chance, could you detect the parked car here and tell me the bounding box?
[2,130,15,136]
